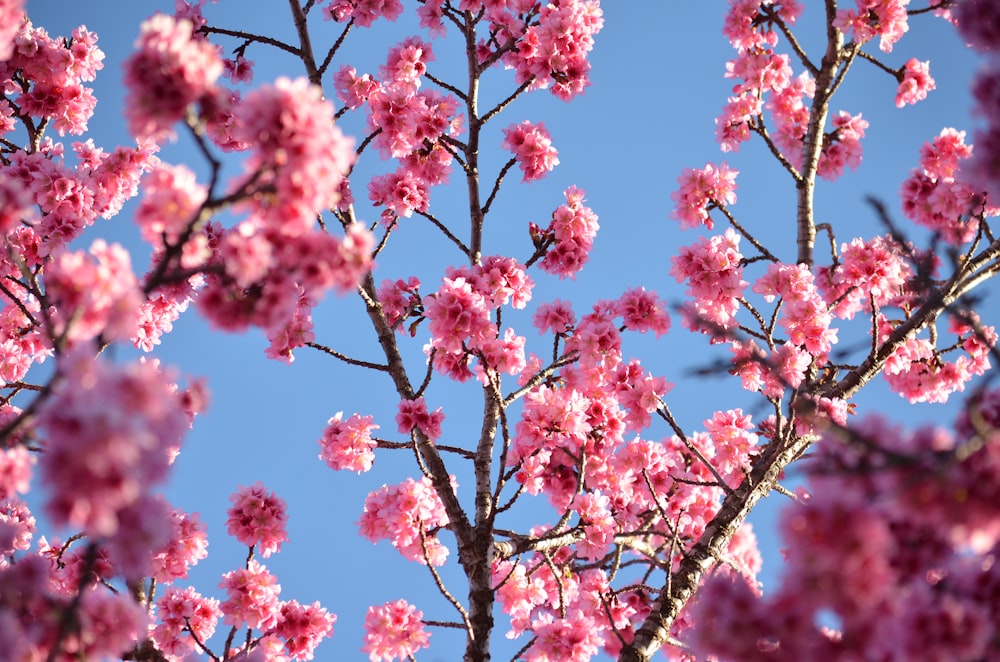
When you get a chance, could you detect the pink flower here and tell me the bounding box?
[671,162,738,229]
[275,599,336,661]
[357,477,450,565]
[533,299,576,335]
[151,507,209,584]
[896,58,935,107]
[219,559,282,630]
[502,121,560,182]
[323,0,404,27]
[39,354,188,537]
[225,482,289,557]
[319,412,379,473]
[539,186,600,279]
[395,398,444,441]
[834,0,910,52]
[123,13,223,140]
[152,586,221,659]
[362,599,430,662]
[0,0,24,61]
[233,77,355,234]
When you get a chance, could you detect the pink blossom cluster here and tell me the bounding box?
[357,477,451,565]
[670,228,748,335]
[817,235,913,319]
[879,311,996,403]
[833,0,910,52]
[900,128,985,243]
[421,258,532,379]
[219,559,282,631]
[274,599,337,661]
[753,262,838,357]
[504,0,604,101]
[896,58,935,107]
[722,1,802,51]
[38,354,187,551]
[362,599,430,661]
[538,186,600,279]
[691,405,1000,661]
[231,76,356,234]
[225,482,289,557]
[396,397,445,441]
[319,411,379,473]
[43,239,144,346]
[152,586,222,660]
[123,13,223,141]
[150,507,209,583]
[323,0,403,27]
[0,19,102,136]
[502,121,560,182]
[670,162,738,229]
[816,111,868,180]
[335,36,463,224]
[957,4,1000,209]
[0,0,23,60]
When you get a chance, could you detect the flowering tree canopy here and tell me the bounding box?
[2,0,1000,661]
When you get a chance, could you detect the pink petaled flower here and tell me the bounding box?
[357,477,451,565]
[233,77,355,234]
[671,162,738,229]
[39,354,188,537]
[226,482,289,557]
[378,276,422,330]
[704,409,758,486]
[362,599,430,662]
[477,327,527,379]
[219,559,282,631]
[368,168,430,219]
[753,262,837,357]
[423,276,495,355]
[494,560,549,637]
[716,92,762,152]
[72,588,151,659]
[44,240,144,345]
[533,299,576,335]
[219,221,273,288]
[0,498,35,554]
[223,55,254,84]
[123,13,223,141]
[571,492,616,560]
[135,163,208,248]
[670,228,747,335]
[615,287,670,337]
[0,0,24,61]
[323,0,404,27]
[380,36,433,93]
[818,235,912,319]
[540,186,600,279]
[0,175,36,235]
[502,121,560,182]
[725,49,792,96]
[275,599,336,661]
[896,58,935,107]
[151,507,208,584]
[396,397,444,441]
[0,442,33,499]
[526,610,603,662]
[506,0,604,100]
[901,128,982,244]
[152,586,221,660]
[319,411,379,473]
[470,255,534,309]
[334,65,380,110]
[817,111,867,180]
[833,0,910,52]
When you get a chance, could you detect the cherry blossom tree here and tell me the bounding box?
[2,0,1000,661]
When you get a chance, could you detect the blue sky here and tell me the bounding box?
[23,1,990,659]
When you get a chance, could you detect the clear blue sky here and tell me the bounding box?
[24,1,989,659]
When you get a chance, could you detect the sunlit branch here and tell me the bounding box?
[304,341,389,371]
